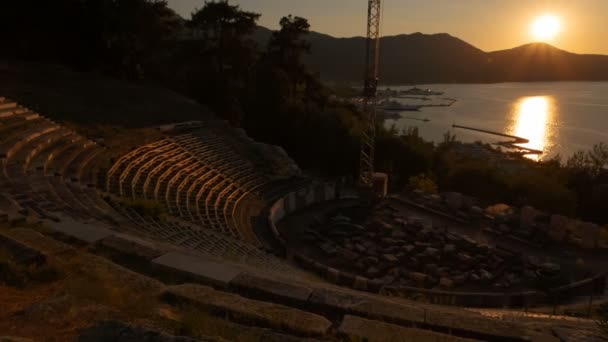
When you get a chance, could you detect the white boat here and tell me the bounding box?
[400,87,444,96]
[377,100,422,112]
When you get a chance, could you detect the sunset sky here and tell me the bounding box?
[167,0,608,54]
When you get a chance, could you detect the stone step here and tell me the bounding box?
[163,284,332,337]
[0,101,17,110]
[77,320,207,342]
[338,315,481,342]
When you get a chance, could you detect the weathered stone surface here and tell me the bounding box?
[599,226,608,249]
[97,234,164,260]
[165,284,332,336]
[382,254,399,263]
[408,272,429,286]
[549,215,569,242]
[230,273,312,304]
[338,315,477,342]
[486,204,513,217]
[578,222,599,249]
[47,219,113,243]
[78,320,208,342]
[0,337,34,342]
[470,206,484,216]
[424,247,440,258]
[152,252,241,287]
[2,228,73,256]
[439,277,454,289]
[456,253,474,264]
[479,269,494,282]
[308,288,425,325]
[350,298,425,325]
[404,244,416,253]
[520,206,541,230]
[443,244,456,254]
[0,210,8,223]
[424,264,439,275]
[0,233,47,266]
[425,309,529,341]
[366,267,381,278]
[552,325,606,342]
[444,192,464,210]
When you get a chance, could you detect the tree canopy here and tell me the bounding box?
[0,0,607,224]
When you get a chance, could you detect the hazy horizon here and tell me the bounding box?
[167,0,608,54]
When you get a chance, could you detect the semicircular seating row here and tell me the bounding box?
[0,97,312,278]
[105,123,284,246]
[0,97,114,223]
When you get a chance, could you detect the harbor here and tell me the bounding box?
[452,124,543,156]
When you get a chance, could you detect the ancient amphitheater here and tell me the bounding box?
[0,95,606,341]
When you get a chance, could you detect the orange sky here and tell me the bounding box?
[168,0,608,54]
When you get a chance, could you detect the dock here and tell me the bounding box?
[452,124,543,155]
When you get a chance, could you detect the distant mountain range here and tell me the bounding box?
[254,27,608,84]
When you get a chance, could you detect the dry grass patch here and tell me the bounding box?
[0,228,313,341]
[0,230,167,341]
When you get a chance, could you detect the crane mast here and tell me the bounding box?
[359,0,382,187]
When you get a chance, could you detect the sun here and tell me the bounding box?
[531,15,562,42]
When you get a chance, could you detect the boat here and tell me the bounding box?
[377,88,399,97]
[377,111,402,120]
[376,100,422,112]
[400,87,444,96]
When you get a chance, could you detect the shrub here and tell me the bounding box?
[408,174,438,194]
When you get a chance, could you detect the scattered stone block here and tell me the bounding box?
[486,204,513,217]
[520,206,541,230]
[578,222,599,249]
[229,273,313,305]
[443,244,456,254]
[408,272,429,286]
[479,269,494,282]
[424,247,440,258]
[456,252,474,264]
[3,228,73,256]
[404,244,416,253]
[439,277,454,289]
[0,233,46,266]
[470,206,484,217]
[549,215,569,242]
[8,215,26,226]
[444,192,464,210]
[382,254,399,263]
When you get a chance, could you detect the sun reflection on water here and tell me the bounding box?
[509,96,555,160]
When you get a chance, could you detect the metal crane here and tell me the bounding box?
[359,0,382,188]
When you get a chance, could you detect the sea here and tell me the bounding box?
[382,82,608,160]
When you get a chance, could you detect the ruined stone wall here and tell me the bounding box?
[269,188,608,308]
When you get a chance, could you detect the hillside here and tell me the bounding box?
[0,61,214,128]
[254,27,608,83]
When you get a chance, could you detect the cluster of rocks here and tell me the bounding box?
[504,206,608,250]
[311,206,552,291]
[411,191,608,250]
